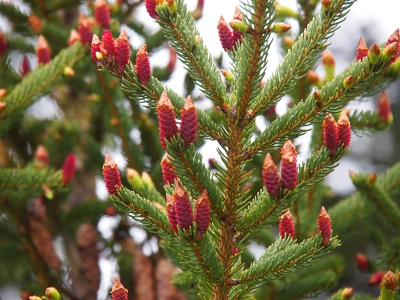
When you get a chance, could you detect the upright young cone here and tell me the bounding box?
[356,37,368,61]
[136,44,151,85]
[180,96,198,146]
[323,113,339,156]
[279,210,295,238]
[194,190,211,237]
[61,154,76,185]
[318,206,332,246]
[161,153,177,184]
[20,55,31,77]
[110,277,128,300]
[262,153,281,197]
[145,0,159,19]
[101,29,115,61]
[102,153,122,196]
[280,140,298,190]
[166,194,178,233]
[217,15,235,51]
[338,110,351,148]
[386,28,399,65]
[36,35,51,64]
[78,18,93,45]
[95,0,110,29]
[173,183,193,230]
[378,91,393,124]
[379,271,398,298]
[157,92,178,149]
[114,30,130,74]
[68,29,81,46]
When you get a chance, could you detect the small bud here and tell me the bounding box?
[208,158,216,169]
[43,184,54,199]
[356,37,368,61]
[231,7,244,43]
[380,271,398,296]
[0,31,8,58]
[318,206,332,246]
[173,183,194,230]
[0,89,5,98]
[343,75,354,89]
[307,70,322,88]
[78,18,93,45]
[0,102,6,111]
[233,247,239,255]
[269,22,291,34]
[166,194,178,233]
[386,28,399,65]
[63,66,75,76]
[106,206,117,216]
[45,287,60,300]
[378,91,393,125]
[368,172,377,185]
[217,15,235,51]
[229,19,251,34]
[91,34,102,62]
[28,15,43,33]
[95,0,111,29]
[321,0,331,11]
[313,91,321,101]
[161,153,177,184]
[180,96,198,146]
[322,50,335,81]
[368,43,381,65]
[194,190,211,237]
[145,0,159,19]
[323,113,339,156]
[221,69,234,83]
[337,110,351,148]
[167,0,177,14]
[102,153,122,196]
[20,55,31,77]
[368,271,384,286]
[114,30,130,74]
[34,144,50,166]
[61,154,76,185]
[341,287,354,299]
[111,277,128,300]
[157,92,178,149]
[68,29,81,46]
[355,253,369,271]
[101,29,114,61]
[279,210,295,238]
[282,36,295,49]
[382,42,398,63]
[280,140,298,190]
[36,35,51,65]
[141,171,153,185]
[126,168,142,191]
[262,153,281,197]
[274,2,298,19]
[136,44,151,85]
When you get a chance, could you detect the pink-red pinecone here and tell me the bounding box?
[280,140,298,190]
[161,153,177,184]
[217,16,235,51]
[111,277,128,300]
[338,110,351,148]
[356,37,368,62]
[95,0,110,29]
[262,153,280,197]
[62,154,76,185]
[114,30,130,74]
[136,44,151,85]
[173,183,193,230]
[194,190,211,236]
[318,206,332,246]
[157,92,178,149]
[279,210,295,238]
[166,194,178,233]
[323,113,339,156]
[180,96,198,146]
[101,29,114,61]
[36,35,51,64]
[102,153,122,196]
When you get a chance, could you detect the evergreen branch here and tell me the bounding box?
[231,235,340,298]
[166,137,225,218]
[112,187,174,239]
[232,0,274,115]
[351,172,400,230]
[249,0,356,116]
[156,1,229,109]
[121,64,224,141]
[237,146,345,233]
[248,50,395,155]
[0,42,86,136]
[0,168,61,201]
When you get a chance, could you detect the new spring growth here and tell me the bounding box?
[380,271,398,300]
[269,23,291,34]
[231,7,244,43]
[356,37,368,61]
[95,0,111,29]
[157,92,178,149]
[318,206,332,246]
[343,75,354,89]
[161,153,177,185]
[341,287,354,299]
[44,287,60,300]
[307,70,322,88]
[221,69,234,83]
[368,43,381,65]
[111,277,128,300]
[386,28,399,65]
[36,35,51,64]
[262,153,280,198]
[102,153,122,196]
[217,16,235,52]
[61,154,77,185]
[180,96,198,146]
[280,140,298,190]
[322,50,335,82]
[274,1,298,19]
[136,44,151,85]
[279,210,295,238]
[126,168,142,191]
